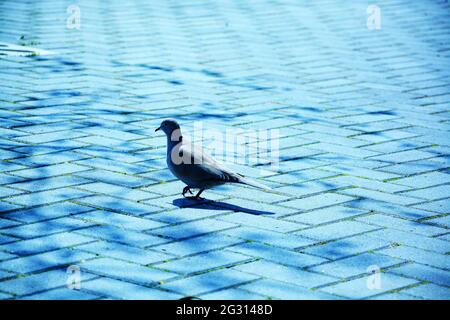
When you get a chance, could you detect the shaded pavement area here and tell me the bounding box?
[0,0,449,299]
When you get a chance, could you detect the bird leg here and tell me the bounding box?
[194,189,205,199]
[182,186,193,197]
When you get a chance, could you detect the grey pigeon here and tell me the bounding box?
[156,119,269,199]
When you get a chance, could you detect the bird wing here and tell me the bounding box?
[175,139,270,190]
[178,142,241,185]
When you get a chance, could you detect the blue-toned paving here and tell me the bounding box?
[0,0,449,299]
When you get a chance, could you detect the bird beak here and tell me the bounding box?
[155,127,160,132]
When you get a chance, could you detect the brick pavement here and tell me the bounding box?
[0,0,449,299]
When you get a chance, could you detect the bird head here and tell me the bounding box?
[155,119,181,136]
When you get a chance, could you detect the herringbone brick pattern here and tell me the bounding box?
[0,0,449,299]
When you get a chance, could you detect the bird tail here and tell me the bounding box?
[238,176,271,191]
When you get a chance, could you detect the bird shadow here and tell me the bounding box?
[172,197,275,215]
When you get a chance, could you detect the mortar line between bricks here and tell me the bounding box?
[1,275,104,299]
[376,249,450,272]
[286,214,380,231]
[1,0,450,300]
[311,261,411,291]
[0,255,101,281]
[361,282,429,300]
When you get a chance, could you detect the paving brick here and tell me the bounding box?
[390,263,450,287]
[356,214,447,237]
[0,269,97,296]
[301,132,367,148]
[369,149,435,164]
[1,232,95,255]
[221,226,316,250]
[0,249,96,274]
[149,219,238,240]
[211,185,289,203]
[76,241,173,265]
[309,252,404,279]
[78,127,144,141]
[1,217,94,239]
[159,268,258,296]
[74,158,150,175]
[240,279,341,300]
[369,292,421,300]
[306,143,379,158]
[11,151,88,167]
[14,130,86,144]
[2,202,94,223]
[324,175,409,193]
[380,159,448,176]
[153,233,244,257]
[200,288,268,300]
[75,225,169,248]
[141,181,186,196]
[364,140,429,154]
[412,199,450,214]
[271,158,327,174]
[366,229,450,254]
[437,233,450,242]
[149,207,223,224]
[76,182,157,201]
[402,284,450,300]
[295,221,379,242]
[75,136,145,151]
[266,169,336,185]
[21,287,100,300]
[227,241,326,268]
[1,0,449,300]
[401,184,450,201]
[204,198,299,217]
[0,270,14,280]
[75,170,151,188]
[82,277,182,300]
[426,215,450,228]
[12,163,89,180]
[303,234,392,260]
[287,205,368,225]
[280,193,355,211]
[0,251,16,261]
[0,201,23,212]
[75,195,162,215]
[295,123,358,138]
[276,180,340,197]
[216,212,303,233]
[77,147,149,164]
[156,250,252,275]
[342,188,420,206]
[346,198,436,220]
[0,186,23,199]
[80,258,176,286]
[320,273,419,299]
[10,175,90,192]
[73,210,165,231]
[0,218,20,229]
[393,171,450,188]
[235,260,336,288]
[380,246,449,270]
[355,130,417,143]
[0,292,12,300]
[4,188,91,207]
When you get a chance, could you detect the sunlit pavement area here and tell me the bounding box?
[0,0,449,300]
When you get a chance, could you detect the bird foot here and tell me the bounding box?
[182,186,193,198]
[185,196,200,200]
[185,196,204,201]
[193,188,205,200]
